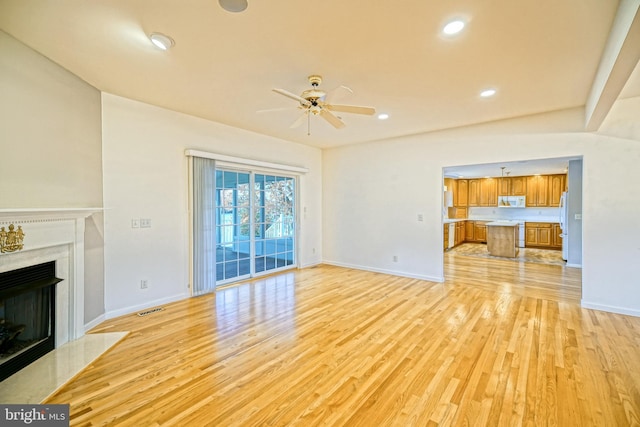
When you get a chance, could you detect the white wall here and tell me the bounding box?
[101,94,322,317]
[0,30,106,326]
[323,108,640,316]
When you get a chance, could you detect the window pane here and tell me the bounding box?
[225,261,238,280]
[254,239,265,256]
[239,259,251,276]
[265,239,277,255]
[265,257,276,270]
[255,257,265,273]
[223,171,236,189]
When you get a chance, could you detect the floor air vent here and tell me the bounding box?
[137,307,164,317]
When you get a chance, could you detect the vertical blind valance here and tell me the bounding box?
[185,149,308,174]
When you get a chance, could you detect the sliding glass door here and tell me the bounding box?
[214,169,296,285]
[254,174,296,273]
[215,170,252,283]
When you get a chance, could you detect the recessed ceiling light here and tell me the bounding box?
[480,88,497,98]
[443,20,465,35]
[150,33,174,50]
[377,113,389,120]
[219,0,248,12]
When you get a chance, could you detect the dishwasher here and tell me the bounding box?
[448,223,456,249]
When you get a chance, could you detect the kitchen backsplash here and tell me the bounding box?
[469,207,561,222]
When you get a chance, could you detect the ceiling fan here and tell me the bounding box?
[271,75,376,134]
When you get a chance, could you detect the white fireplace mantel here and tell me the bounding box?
[0,207,103,347]
[0,208,102,221]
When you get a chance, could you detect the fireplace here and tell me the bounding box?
[0,261,62,381]
[0,208,100,382]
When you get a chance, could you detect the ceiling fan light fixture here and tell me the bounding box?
[149,33,174,50]
[219,0,248,13]
[377,113,389,120]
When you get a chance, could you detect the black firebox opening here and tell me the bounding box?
[0,261,62,382]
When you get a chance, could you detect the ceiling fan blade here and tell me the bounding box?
[272,88,311,106]
[320,109,346,129]
[326,104,376,115]
[290,111,308,129]
[324,85,353,103]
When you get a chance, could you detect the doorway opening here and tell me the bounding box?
[441,156,583,300]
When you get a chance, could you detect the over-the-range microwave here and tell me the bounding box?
[498,195,526,208]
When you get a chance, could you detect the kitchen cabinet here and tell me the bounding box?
[525,222,552,248]
[480,178,498,206]
[465,221,474,240]
[455,179,468,207]
[463,220,487,243]
[473,221,487,243]
[467,179,480,206]
[455,221,465,245]
[551,223,563,249]
[526,175,549,207]
[443,224,449,250]
[498,177,510,195]
[510,176,527,196]
[498,176,527,197]
[468,178,497,207]
[548,174,565,207]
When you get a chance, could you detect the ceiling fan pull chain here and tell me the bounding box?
[307,111,311,136]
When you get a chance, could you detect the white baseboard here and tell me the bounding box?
[323,260,444,283]
[298,260,323,269]
[84,314,106,332]
[105,292,190,320]
[566,262,582,268]
[581,300,640,318]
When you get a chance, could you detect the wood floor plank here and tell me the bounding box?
[41,257,640,426]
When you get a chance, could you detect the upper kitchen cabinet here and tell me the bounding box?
[498,176,526,196]
[526,175,549,207]
[510,176,527,196]
[498,177,510,195]
[468,178,497,207]
[548,174,566,207]
[455,179,468,207]
[468,179,480,206]
[480,178,498,207]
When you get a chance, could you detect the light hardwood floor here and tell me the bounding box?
[45,257,640,426]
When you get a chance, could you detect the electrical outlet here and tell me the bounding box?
[140,218,151,228]
[131,219,140,228]
[575,213,582,220]
[393,255,398,262]
[417,214,424,222]
[140,280,148,289]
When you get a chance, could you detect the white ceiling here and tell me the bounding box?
[0,0,627,150]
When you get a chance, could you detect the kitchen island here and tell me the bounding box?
[486,221,519,258]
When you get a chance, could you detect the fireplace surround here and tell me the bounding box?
[0,261,62,381]
[0,208,101,380]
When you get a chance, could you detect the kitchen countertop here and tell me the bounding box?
[444,217,560,224]
[443,218,467,224]
[486,221,519,226]
[451,217,560,223]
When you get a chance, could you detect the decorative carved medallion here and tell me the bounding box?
[0,224,25,253]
